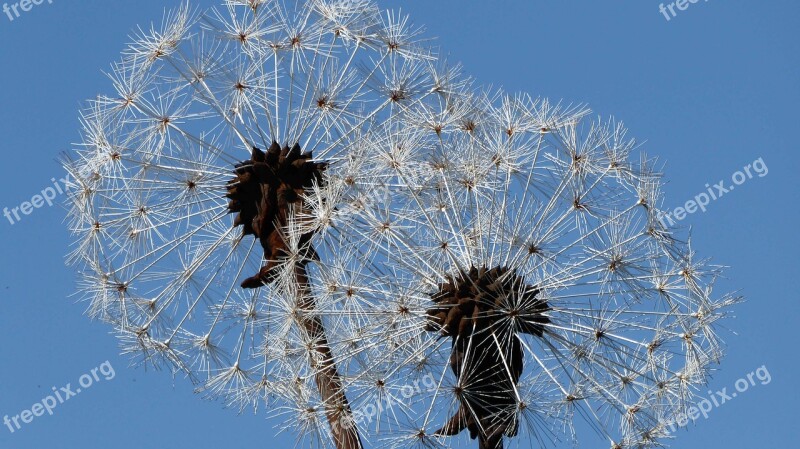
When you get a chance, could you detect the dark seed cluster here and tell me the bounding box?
[426,266,550,449]
[227,142,327,288]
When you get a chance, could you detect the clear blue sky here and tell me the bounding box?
[0,1,797,448]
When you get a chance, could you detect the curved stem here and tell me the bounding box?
[295,262,362,449]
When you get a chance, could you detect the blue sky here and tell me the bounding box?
[0,0,797,448]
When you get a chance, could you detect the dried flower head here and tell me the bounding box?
[336,93,738,449]
[63,1,471,448]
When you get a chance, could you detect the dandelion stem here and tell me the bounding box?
[294,262,363,449]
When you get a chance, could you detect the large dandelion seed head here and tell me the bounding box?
[63,0,463,421]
